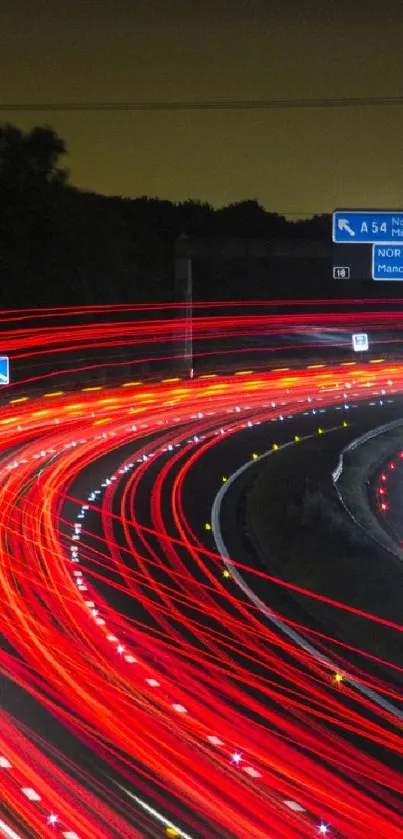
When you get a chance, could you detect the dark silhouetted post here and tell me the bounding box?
[175,233,193,376]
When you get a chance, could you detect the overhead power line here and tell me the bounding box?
[0,96,402,112]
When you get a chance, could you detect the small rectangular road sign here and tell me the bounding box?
[333,266,350,279]
[0,357,10,384]
[352,334,369,352]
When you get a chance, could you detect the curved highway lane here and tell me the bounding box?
[0,355,401,837]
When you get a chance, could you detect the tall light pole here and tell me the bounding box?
[175,233,193,376]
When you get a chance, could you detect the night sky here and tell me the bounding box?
[1,0,402,216]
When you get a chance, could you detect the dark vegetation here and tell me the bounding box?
[0,123,332,308]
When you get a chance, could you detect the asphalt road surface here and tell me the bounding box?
[0,358,401,837]
[1,301,403,836]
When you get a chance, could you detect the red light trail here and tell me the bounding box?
[0,303,401,837]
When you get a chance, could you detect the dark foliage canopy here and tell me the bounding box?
[0,124,331,307]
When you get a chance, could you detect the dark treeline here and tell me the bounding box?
[0,124,332,307]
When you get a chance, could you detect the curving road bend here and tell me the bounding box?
[0,308,402,836]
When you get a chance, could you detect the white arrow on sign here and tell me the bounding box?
[0,373,8,383]
[338,218,356,237]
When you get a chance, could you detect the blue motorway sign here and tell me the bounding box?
[372,244,403,280]
[333,211,403,244]
[0,357,9,385]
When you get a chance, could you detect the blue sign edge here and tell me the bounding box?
[0,356,9,384]
[332,210,403,244]
[372,242,403,281]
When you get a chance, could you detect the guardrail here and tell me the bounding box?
[332,417,403,484]
[332,418,403,561]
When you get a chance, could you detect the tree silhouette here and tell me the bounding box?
[0,122,334,308]
[216,200,287,238]
[0,124,67,187]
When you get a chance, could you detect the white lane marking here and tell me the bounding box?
[243,766,262,778]
[0,817,25,839]
[117,786,196,839]
[21,788,41,801]
[284,800,307,812]
[211,434,403,723]
[0,757,11,768]
[207,735,223,746]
